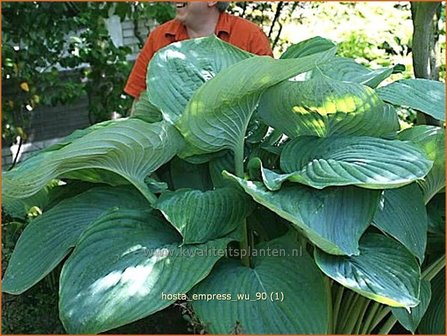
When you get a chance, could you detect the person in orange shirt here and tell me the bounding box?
[124,1,273,100]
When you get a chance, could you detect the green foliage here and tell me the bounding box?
[372,184,427,262]
[398,126,446,203]
[59,209,233,334]
[249,1,443,83]
[191,234,331,334]
[2,186,149,294]
[1,2,175,147]
[155,187,254,244]
[419,270,446,334]
[258,136,431,190]
[2,36,445,335]
[226,173,381,256]
[147,36,253,124]
[391,280,432,334]
[316,233,420,308]
[1,208,65,334]
[2,119,184,204]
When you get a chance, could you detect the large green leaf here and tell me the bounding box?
[132,90,162,123]
[282,39,396,87]
[176,47,337,159]
[59,209,233,334]
[32,121,134,187]
[191,233,331,334]
[147,35,252,124]
[315,233,421,308]
[377,79,446,121]
[372,184,428,262]
[2,180,59,219]
[2,186,148,295]
[225,172,380,255]
[427,193,445,234]
[246,157,291,192]
[392,280,432,334]
[2,119,184,204]
[155,187,254,244]
[277,136,432,189]
[280,36,336,59]
[209,152,235,187]
[60,168,130,186]
[418,271,445,334]
[398,126,445,203]
[258,71,399,138]
[40,119,118,153]
[315,57,395,88]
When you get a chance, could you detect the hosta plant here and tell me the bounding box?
[2,36,445,334]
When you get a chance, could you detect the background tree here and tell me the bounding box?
[411,1,442,80]
[410,1,443,125]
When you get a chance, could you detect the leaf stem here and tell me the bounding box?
[369,306,391,333]
[336,290,355,333]
[422,254,445,281]
[361,301,381,334]
[240,221,250,267]
[234,140,250,267]
[332,284,344,332]
[337,291,360,333]
[353,298,370,334]
[234,142,245,178]
[136,183,158,205]
[326,278,334,334]
[342,295,367,334]
[377,314,398,334]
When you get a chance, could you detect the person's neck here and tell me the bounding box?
[186,11,221,38]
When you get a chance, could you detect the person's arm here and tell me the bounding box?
[249,27,274,57]
[124,32,157,99]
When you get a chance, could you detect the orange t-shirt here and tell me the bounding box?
[124,12,273,98]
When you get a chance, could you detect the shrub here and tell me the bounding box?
[2,36,445,334]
